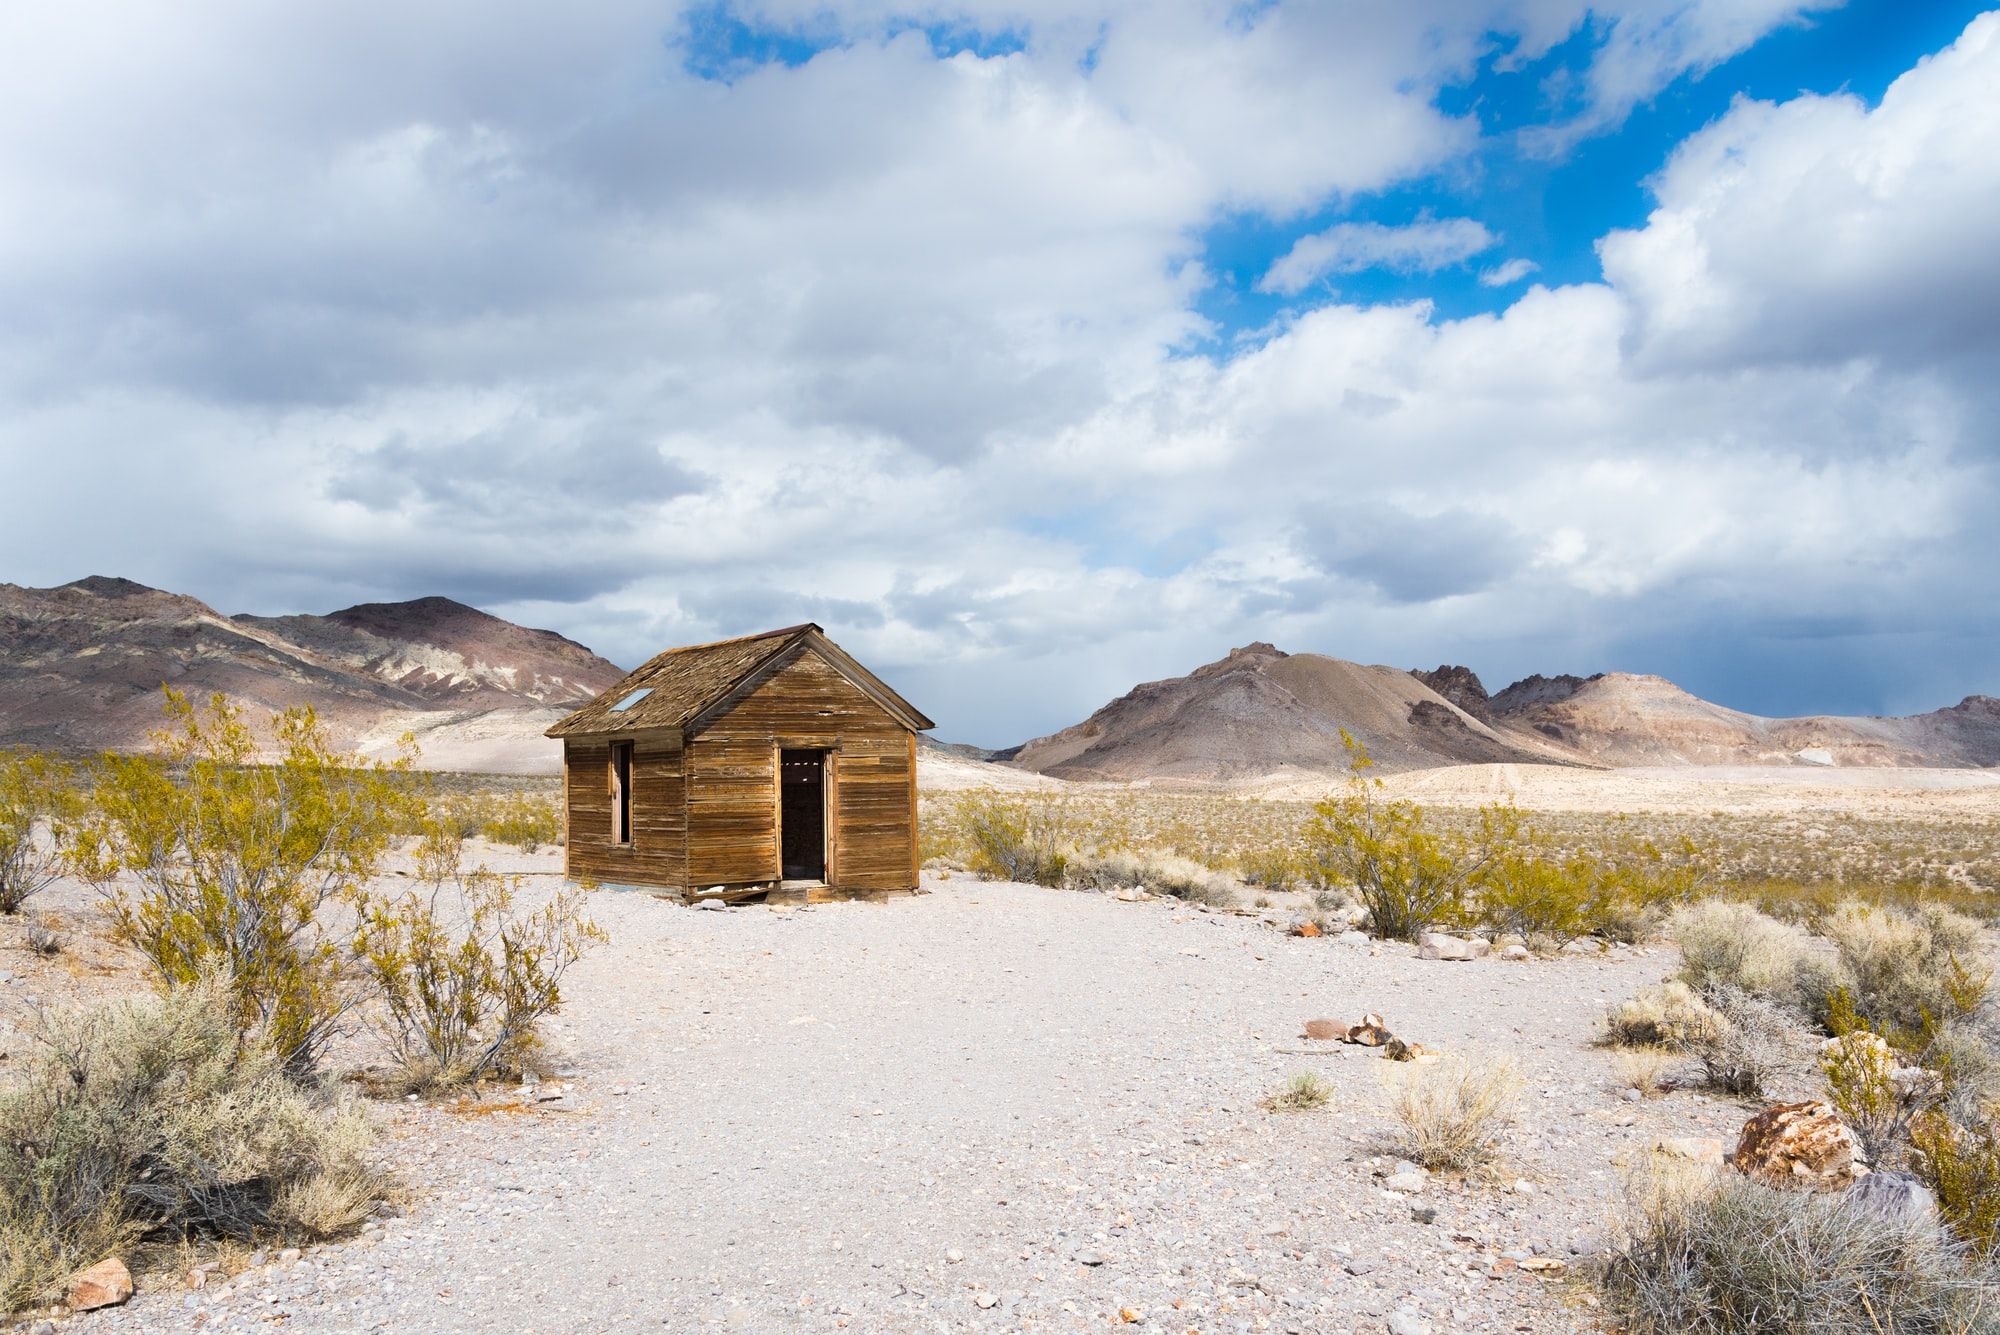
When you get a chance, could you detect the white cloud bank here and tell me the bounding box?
[0,2,1994,742]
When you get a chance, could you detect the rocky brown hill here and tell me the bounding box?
[1010,643,1579,782]
[1487,670,2000,768]
[0,577,625,772]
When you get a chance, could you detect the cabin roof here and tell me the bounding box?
[545,623,935,739]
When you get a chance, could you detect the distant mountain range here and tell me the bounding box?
[3,578,1994,779]
[0,577,625,772]
[1008,643,2000,782]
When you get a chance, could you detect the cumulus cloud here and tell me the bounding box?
[1257,219,1498,295]
[1601,10,2000,373]
[0,2,1993,743]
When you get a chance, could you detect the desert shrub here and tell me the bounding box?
[1822,1030,1940,1169]
[1926,1020,2000,1128]
[73,691,414,1074]
[478,794,563,851]
[23,917,62,957]
[1605,1158,1998,1334]
[1238,845,1305,892]
[1821,903,1991,1039]
[1302,734,1489,942]
[1386,1056,1520,1172]
[959,793,1076,886]
[1067,847,1237,907]
[1692,986,1802,1099]
[1912,1112,2000,1257]
[1669,902,1831,1014]
[1605,981,1726,1050]
[0,979,383,1310]
[1264,1071,1333,1112]
[0,750,80,914]
[355,824,605,1091]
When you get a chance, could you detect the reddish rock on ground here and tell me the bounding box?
[68,1257,134,1311]
[1302,1018,1348,1041]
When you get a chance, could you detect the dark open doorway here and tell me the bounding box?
[779,749,828,881]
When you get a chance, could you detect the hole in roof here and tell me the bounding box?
[610,687,653,712]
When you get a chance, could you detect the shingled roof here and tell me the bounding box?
[544,623,934,739]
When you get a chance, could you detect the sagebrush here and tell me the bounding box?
[0,979,384,1310]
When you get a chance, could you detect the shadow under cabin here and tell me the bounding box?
[544,623,934,904]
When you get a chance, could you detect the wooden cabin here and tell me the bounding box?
[545,624,934,902]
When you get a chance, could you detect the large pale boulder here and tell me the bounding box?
[68,1257,133,1311]
[1417,933,1490,962]
[1842,1170,1938,1226]
[1732,1101,1865,1189]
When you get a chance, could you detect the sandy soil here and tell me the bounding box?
[1,853,1803,1335]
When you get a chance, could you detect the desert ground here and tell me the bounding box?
[2,763,1994,1334]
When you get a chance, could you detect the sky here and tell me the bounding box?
[1,2,1996,747]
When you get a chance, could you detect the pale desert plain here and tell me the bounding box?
[3,758,1995,1335]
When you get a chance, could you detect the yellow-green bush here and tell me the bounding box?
[73,690,414,1074]
[0,750,80,914]
[355,823,605,1091]
[1821,903,1990,1038]
[1604,981,1727,1050]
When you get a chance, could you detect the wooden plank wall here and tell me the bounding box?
[563,734,686,889]
[688,648,917,892]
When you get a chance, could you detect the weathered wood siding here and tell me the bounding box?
[686,647,917,892]
[563,733,685,888]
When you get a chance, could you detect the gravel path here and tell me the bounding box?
[83,873,1761,1335]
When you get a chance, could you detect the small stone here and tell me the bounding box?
[1385,1170,1426,1194]
[1655,1136,1727,1165]
[1388,1309,1431,1335]
[68,1257,134,1311]
[1500,944,1531,961]
[1336,929,1371,946]
[1621,1087,1644,1102]
[1410,1205,1438,1224]
[1302,1018,1348,1041]
[946,1248,964,1263]
[278,1248,302,1264]
[974,1293,998,1309]
[1509,1179,1535,1195]
[1074,1248,1108,1266]
[1384,1037,1429,1062]
[698,897,728,910]
[1416,933,1489,962]
[1291,921,1323,938]
[1119,1306,1144,1323]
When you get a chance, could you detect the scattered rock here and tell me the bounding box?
[1500,944,1531,961]
[1074,1249,1108,1267]
[946,1247,964,1263]
[1290,921,1323,938]
[1384,1037,1430,1062]
[1336,930,1371,947]
[1384,1170,1426,1194]
[697,898,728,911]
[974,1292,998,1309]
[1733,1101,1865,1189]
[278,1247,301,1264]
[1417,933,1489,962]
[1842,1170,1938,1226]
[1302,1018,1348,1041]
[68,1257,134,1311]
[1348,1013,1392,1047]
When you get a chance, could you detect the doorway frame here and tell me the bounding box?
[774,743,835,885]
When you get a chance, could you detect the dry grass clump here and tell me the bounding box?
[1605,981,1727,1049]
[0,979,386,1310]
[1604,1157,1998,1334]
[1264,1071,1334,1112]
[1386,1056,1521,1172]
[1614,1047,1678,1097]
